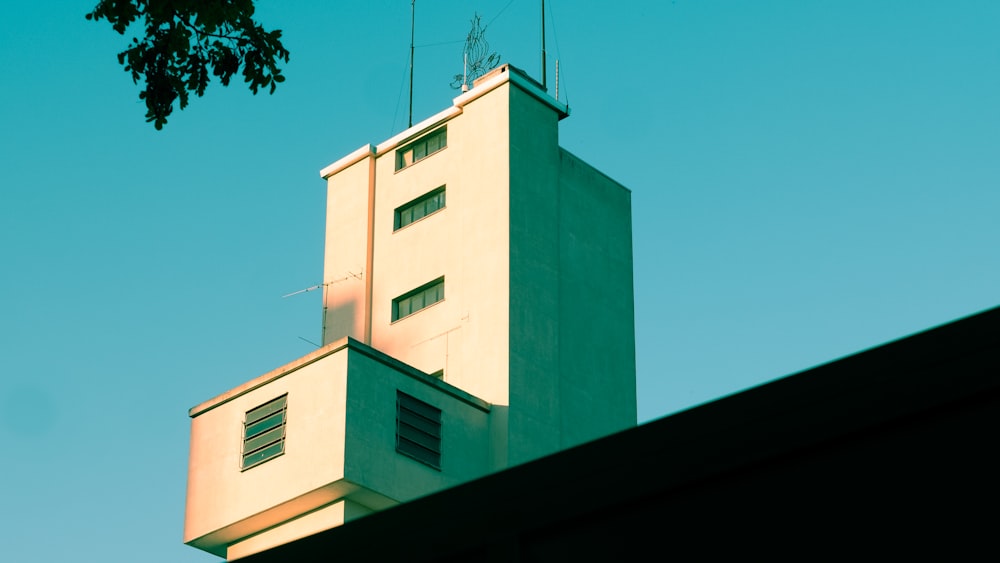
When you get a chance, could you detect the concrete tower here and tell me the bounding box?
[183,64,636,560]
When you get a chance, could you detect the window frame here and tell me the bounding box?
[394,186,446,231]
[392,277,445,322]
[241,394,288,471]
[395,127,447,171]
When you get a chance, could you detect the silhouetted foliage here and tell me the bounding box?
[86,0,289,129]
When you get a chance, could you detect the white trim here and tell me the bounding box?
[454,64,569,119]
[375,106,461,156]
[319,144,376,179]
[318,64,568,180]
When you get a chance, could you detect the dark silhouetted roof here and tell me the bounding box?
[241,305,1000,562]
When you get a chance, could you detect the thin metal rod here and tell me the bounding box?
[541,0,547,90]
[409,0,415,127]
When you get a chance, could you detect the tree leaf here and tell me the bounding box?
[87,0,289,129]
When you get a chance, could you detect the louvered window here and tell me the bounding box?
[396,391,442,469]
[241,395,287,470]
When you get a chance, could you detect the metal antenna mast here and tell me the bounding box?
[409,0,415,127]
[541,0,547,91]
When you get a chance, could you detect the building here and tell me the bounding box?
[238,303,1000,562]
[183,64,637,560]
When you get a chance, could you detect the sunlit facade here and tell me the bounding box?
[183,64,636,560]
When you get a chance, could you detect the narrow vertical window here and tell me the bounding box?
[396,391,442,469]
[394,186,446,230]
[395,127,447,171]
[392,277,445,321]
[241,394,288,470]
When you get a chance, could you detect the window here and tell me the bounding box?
[396,127,447,171]
[241,394,287,470]
[396,391,442,469]
[392,277,444,321]
[395,186,446,230]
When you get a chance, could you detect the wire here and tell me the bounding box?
[547,0,568,105]
[391,50,410,136]
[488,0,517,27]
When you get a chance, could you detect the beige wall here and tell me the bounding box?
[226,500,371,560]
[184,64,637,560]
[318,67,636,469]
[184,347,350,555]
[344,348,492,501]
[184,340,491,558]
[368,84,513,411]
[322,148,374,344]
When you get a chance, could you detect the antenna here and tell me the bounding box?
[555,59,559,100]
[462,51,469,92]
[541,0,547,91]
[450,13,501,90]
[408,0,415,128]
[282,284,322,298]
[283,271,363,298]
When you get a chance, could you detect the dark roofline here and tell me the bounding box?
[241,304,1000,561]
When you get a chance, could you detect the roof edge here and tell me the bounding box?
[188,337,490,418]
[319,144,375,179]
[454,63,569,120]
[317,64,570,180]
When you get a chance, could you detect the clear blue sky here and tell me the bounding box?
[2,1,998,561]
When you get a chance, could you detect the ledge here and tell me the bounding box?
[319,144,375,179]
[189,337,490,417]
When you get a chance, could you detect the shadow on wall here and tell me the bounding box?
[324,299,357,344]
